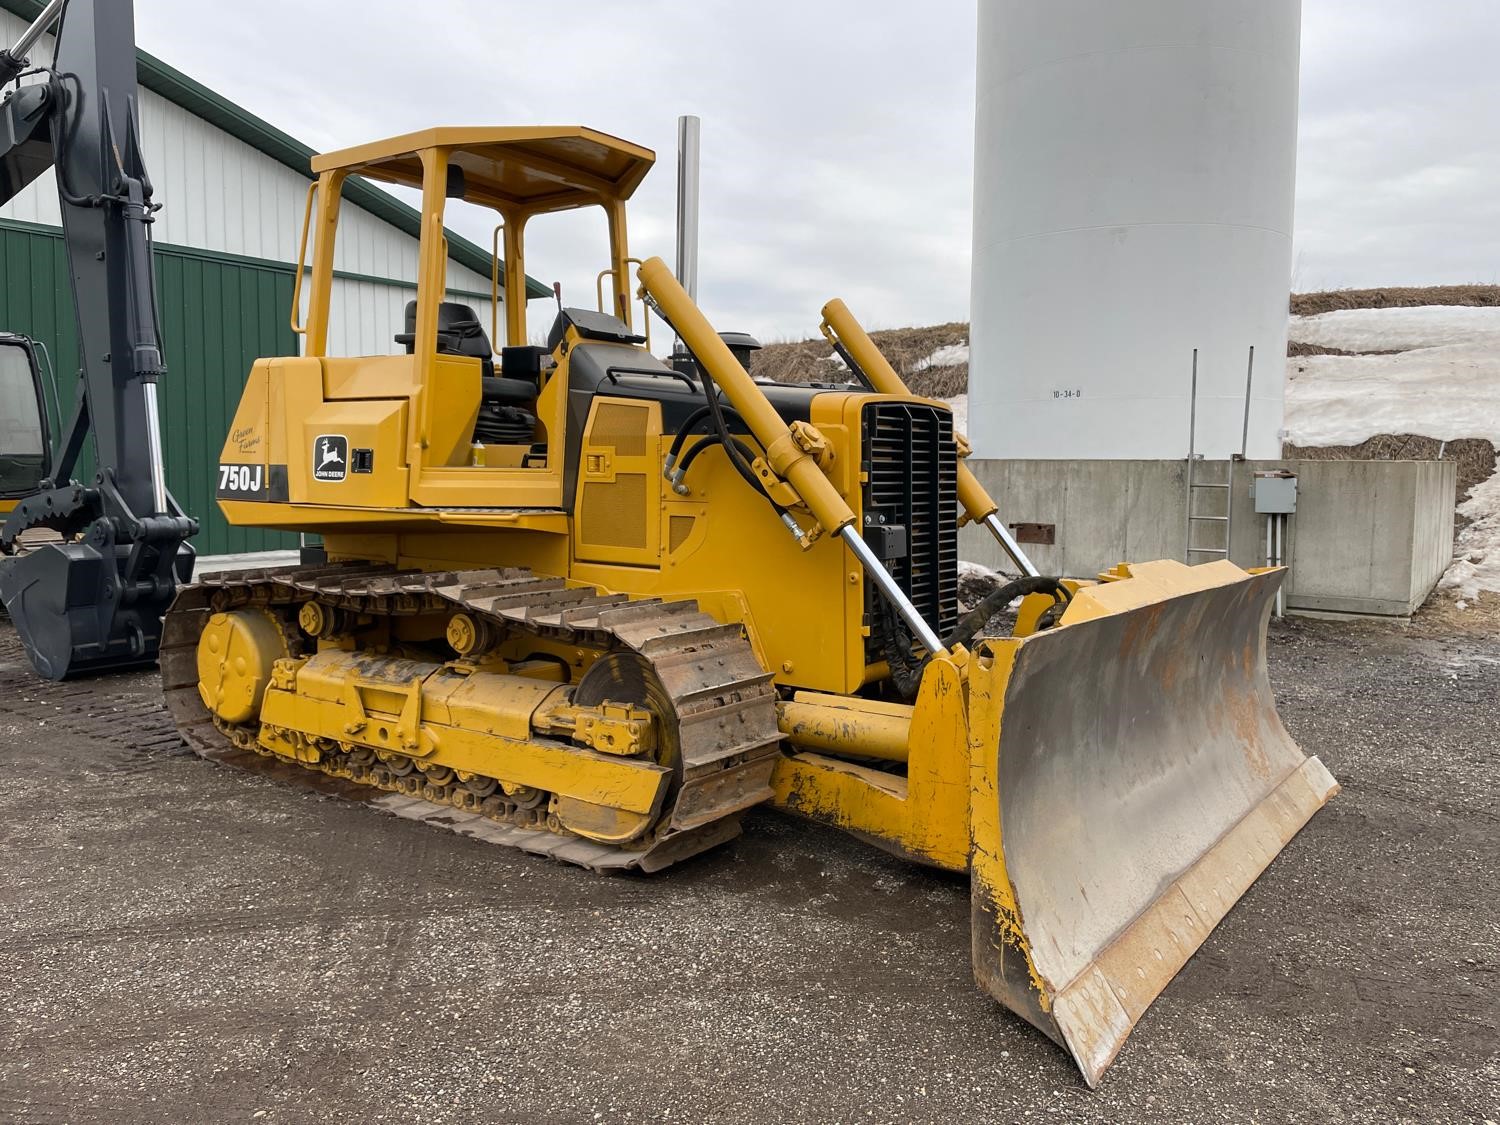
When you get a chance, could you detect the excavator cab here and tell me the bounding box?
[0,334,50,518]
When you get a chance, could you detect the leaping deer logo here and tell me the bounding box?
[318,438,344,471]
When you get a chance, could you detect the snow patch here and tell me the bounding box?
[1283,344,1500,447]
[912,342,970,372]
[1287,304,1500,603]
[1441,471,1500,602]
[941,393,968,437]
[1289,306,1500,354]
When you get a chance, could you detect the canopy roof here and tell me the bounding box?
[312,126,656,215]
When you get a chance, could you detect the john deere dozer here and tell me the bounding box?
[164,126,1337,1085]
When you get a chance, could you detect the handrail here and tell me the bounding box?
[596,259,652,351]
[491,222,504,344]
[604,366,698,390]
[289,181,317,336]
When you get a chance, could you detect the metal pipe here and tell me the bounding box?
[1275,513,1287,618]
[142,381,168,516]
[1184,348,1198,561]
[675,115,700,301]
[1271,515,1280,617]
[1266,511,1287,619]
[1187,348,1199,457]
[4,0,65,62]
[1225,461,1236,561]
[1240,345,1255,457]
[983,512,1040,577]
[840,525,945,655]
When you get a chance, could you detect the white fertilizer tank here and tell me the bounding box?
[968,0,1301,459]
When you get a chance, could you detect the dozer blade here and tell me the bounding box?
[966,560,1337,1086]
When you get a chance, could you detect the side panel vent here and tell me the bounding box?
[581,474,648,548]
[576,398,660,564]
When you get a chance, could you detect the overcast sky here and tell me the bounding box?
[130,0,1499,342]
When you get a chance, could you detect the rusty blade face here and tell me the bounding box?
[968,562,1338,1087]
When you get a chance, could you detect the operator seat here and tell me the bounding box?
[394,300,535,406]
[394,300,540,448]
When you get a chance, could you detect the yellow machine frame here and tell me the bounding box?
[196,123,1338,1088]
[213,128,950,696]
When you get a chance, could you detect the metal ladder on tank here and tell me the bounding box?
[1184,347,1255,563]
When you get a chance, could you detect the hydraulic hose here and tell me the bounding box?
[644,292,778,513]
[946,575,1071,650]
[880,575,1071,700]
[665,406,715,465]
[675,433,761,485]
[672,435,762,495]
[696,362,788,515]
[664,404,749,467]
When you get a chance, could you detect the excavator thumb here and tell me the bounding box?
[966,560,1338,1085]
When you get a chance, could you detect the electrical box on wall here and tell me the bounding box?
[1253,471,1297,514]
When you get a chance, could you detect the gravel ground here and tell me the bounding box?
[0,615,1495,1124]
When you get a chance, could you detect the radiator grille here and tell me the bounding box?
[861,401,959,664]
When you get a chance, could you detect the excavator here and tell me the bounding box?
[0,0,197,676]
[162,126,1337,1085]
[0,332,51,531]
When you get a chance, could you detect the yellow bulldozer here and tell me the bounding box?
[164,126,1337,1086]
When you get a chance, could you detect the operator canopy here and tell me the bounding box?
[311,126,656,213]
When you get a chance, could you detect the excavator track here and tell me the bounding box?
[160,562,783,873]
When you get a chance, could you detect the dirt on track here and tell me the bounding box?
[0,616,1495,1124]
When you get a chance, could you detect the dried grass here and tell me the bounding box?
[1290,285,1500,316]
[751,322,970,398]
[748,285,1500,400]
[1412,587,1500,637]
[1287,341,1400,358]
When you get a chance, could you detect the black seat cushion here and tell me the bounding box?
[482,377,538,406]
[394,301,495,376]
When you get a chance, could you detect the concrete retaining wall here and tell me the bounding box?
[960,459,1457,618]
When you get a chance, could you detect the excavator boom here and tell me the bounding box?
[0,0,196,679]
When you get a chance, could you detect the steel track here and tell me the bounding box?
[159,562,783,873]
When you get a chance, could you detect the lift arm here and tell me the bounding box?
[637,256,946,655]
[819,299,1038,577]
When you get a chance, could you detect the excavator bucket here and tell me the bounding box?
[966,560,1337,1086]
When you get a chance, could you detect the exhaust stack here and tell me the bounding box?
[675,114,700,300]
